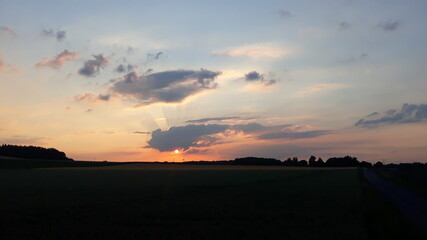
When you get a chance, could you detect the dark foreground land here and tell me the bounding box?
[0,164,424,240]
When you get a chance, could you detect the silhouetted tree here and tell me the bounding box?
[359,161,373,168]
[0,144,72,161]
[298,160,308,167]
[373,161,384,168]
[234,157,281,165]
[317,157,325,167]
[325,155,359,167]
[308,156,316,167]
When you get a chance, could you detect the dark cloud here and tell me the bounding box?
[56,30,66,41]
[339,22,351,30]
[278,9,292,19]
[257,130,330,139]
[186,117,241,123]
[366,112,379,118]
[186,149,209,154]
[147,52,164,60]
[0,26,17,37]
[244,71,277,86]
[145,123,329,152]
[41,28,67,41]
[98,94,111,101]
[35,50,78,69]
[115,64,136,73]
[378,20,400,31]
[245,71,262,81]
[79,54,110,77]
[147,124,229,152]
[111,69,221,106]
[133,131,151,134]
[355,103,427,127]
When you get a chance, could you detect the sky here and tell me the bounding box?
[1,0,427,163]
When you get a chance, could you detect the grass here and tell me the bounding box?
[1,164,366,240]
[1,164,424,240]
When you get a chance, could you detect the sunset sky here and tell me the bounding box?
[1,0,427,163]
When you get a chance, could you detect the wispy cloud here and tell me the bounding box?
[338,21,351,30]
[35,50,78,69]
[378,19,401,32]
[186,117,241,123]
[0,54,18,73]
[41,28,67,41]
[257,130,330,139]
[74,93,111,102]
[355,103,427,127]
[213,43,288,58]
[0,26,17,37]
[277,9,292,19]
[293,83,349,98]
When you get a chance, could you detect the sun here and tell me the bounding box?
[174,149,180,154]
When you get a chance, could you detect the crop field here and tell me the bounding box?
[0,164,421,240]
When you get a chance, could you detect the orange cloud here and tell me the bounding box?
[213,43,288,58]
[35,50,78,69]
[0,54,18,73]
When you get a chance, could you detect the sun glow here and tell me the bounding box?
[174,149,180,154]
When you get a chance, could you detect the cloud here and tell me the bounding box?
[147,124,229,152]
[0,54,18,73]
[278,9,292,19]
[257,130,330,139]
[293,83,349,98]
[115,64,136,73]
[213,43,288,58]
[244,71,276,86]
[133,131,151,134]
[186,149,209,154]
[147,52,164,61]
[0,136,46,145]
[0,26,17,37]
[338,53,368,64]
[78,54,110,77]
[186,117,241,123]
[41,28,67,41]
[145,123,329,152]
[35,50,78,69]
[366,112,379,118]
[110,69,221,106]
[355,103,427,127]
[74,93,111,102]
[378,20,400,31]
[339,22,351,30]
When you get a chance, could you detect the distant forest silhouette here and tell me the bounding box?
[0,144,73,161]
[184,156,427,168]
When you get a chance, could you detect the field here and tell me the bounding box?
[373,167,427,198]
[0,164,422,239]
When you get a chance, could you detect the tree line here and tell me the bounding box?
[184,156,426,168]
[0,144,73,161]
